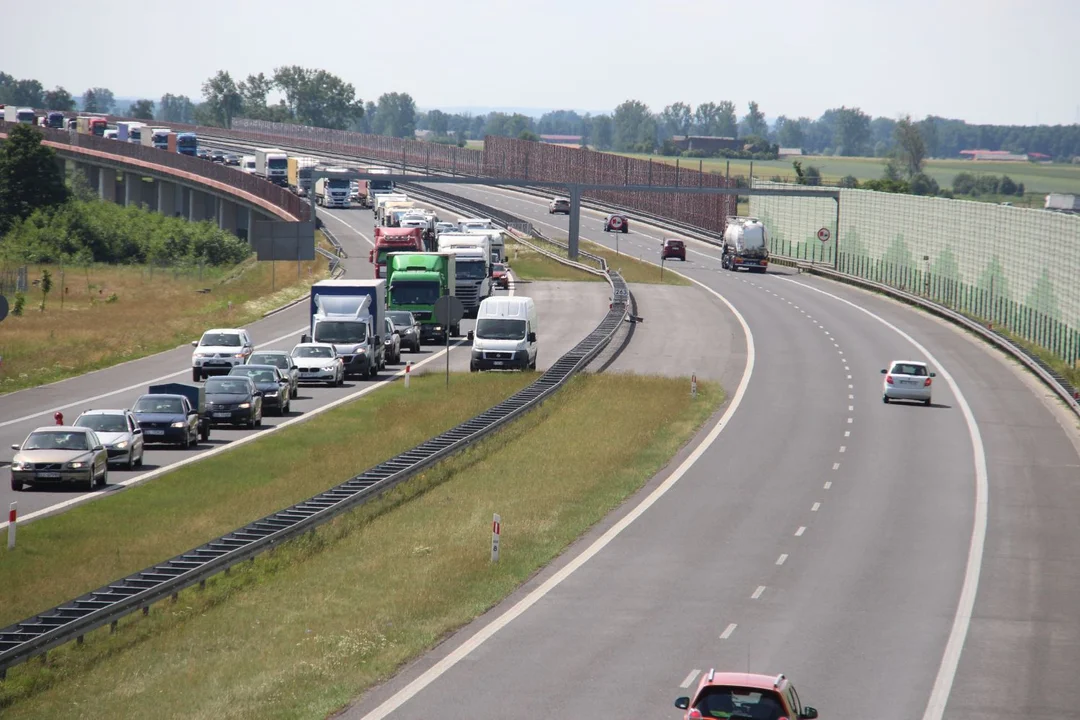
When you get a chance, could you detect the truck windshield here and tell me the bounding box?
[370,180,394,192]
[328,178,350,189]
[130,131,142,140]
[457,261,488,280]
[390,282,440,306]
[476,318,527,341]
[314,321,367,344]
[268,158,287,169]
[177,136,197,148]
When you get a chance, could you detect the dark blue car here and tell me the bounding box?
[130,393,200,448]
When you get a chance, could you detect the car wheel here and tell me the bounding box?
[181,430,191,449]
[883,395,890,404]
[256,408,263,427]
[192,368,201,382]
[10,477,23,491]
[326,378,337,387]
[200,423,210,442]
[924,398,932,406]
[87,470,96,491]
[126,450,136,470]
[470,363,477,372]
[136,449,144,467]
[98,466,108,487]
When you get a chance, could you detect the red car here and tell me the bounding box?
[675,670,819,720]
[661,238,686,261]
[492,262,510,289]
[604,214,629,233]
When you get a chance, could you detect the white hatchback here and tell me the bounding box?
[881,360,936,405]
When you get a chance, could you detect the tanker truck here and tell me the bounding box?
[721,216,770,274]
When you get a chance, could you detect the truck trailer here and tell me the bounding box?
[302,279,386,378]
[255,148,289,186]
[288,157,318,197]
[721,216,770,273]
[385,252,457,342]
[116,121,144,143]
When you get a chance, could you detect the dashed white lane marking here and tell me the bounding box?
[849,394,854,400]
[844,430,851,437]
[840,446,847,453]
[720,623,738,640]
[751,586,767,600]
[834,343,840,347]
[824,481,832,490]
[848,405,854,411]
[795,526,806,536]
[680,669,701,689]
[845,365,850,371]
[812,502,821,512]
[847,417,854,424]
[832,462,841,470]
[847,375,853,379]
[848,384,854,389]
[776,554,788,566]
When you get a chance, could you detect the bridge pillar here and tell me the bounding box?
[218,199,238,234]
[236,206,251,242]
[188,190,204,222]
[98,167,117,203]
[158,180,176,218]
[124,172,142,208]
[567,184,582,260]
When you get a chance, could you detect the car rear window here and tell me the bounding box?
[892,363,928,376]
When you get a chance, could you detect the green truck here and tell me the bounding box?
[385,252,457,343]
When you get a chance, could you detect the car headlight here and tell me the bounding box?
[322,365,337,371]
[266,391,278,397]
[238,402,251,409]
[356,348,366,354]
[170,421,187,428]
[11,461,31,471]
[67,461,87,469]
[194,352,209,358]
[113,440,129,449]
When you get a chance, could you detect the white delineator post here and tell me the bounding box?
[691,373,698,398]
[7,502,16,550]
[491,514,501,563]
[405,362,411,388]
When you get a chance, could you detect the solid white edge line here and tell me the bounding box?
[358,260,756,719]
[0,343,465,530]
[777,276,988,720]
[680,669,701,689]
[0,325,309,430]
[719,623,738,640]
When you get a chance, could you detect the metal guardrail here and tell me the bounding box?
[0,197,629,680]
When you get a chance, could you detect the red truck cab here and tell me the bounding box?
[369,227,425,279]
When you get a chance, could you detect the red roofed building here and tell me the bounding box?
[539,134,583,145]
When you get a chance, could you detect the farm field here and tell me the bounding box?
[609,152,1080,195]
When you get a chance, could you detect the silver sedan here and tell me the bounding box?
[10,426,110,491]
[882,360,936,405]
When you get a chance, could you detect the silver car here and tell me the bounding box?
[387,310,421,353]
[73,409,145,470]
[247,350,300,399]
[10,426,110,491]
[291,343,345,387]
[881,360,936,405]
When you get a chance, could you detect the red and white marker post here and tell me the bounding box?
[8,502,16,550]
[405,362,411,388]
[691,373,698,398]
[491,513,501,563]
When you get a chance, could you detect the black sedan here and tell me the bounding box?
[197,148,212,160]
[228,365,291,415]
[387,310,421,353]
[204,376,263,428]
[224,153,241,166]
[210,149,227,163]
[247,350,300,399]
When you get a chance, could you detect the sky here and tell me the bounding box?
[2,0,1078,126]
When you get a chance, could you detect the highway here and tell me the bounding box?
[336,183,1080,718]
[0,200,609,525]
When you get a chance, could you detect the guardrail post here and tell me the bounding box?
[7,503,14,550]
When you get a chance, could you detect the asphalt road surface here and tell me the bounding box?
[338,183,1080,719]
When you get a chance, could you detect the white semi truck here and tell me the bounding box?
[314,167,352,208]
[255,148,289,186]
[437,233,493,317]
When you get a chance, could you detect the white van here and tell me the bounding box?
[468,296,538,371]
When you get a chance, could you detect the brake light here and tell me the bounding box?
[886,375,894,384]
[924,377,932,387]
[687,710,704,720]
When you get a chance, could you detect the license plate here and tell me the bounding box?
[37,472,61,479]
[213,412,232,418]
[494,361,504,366]
[145,429,165,435]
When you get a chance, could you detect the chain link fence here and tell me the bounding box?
[0,266,28,296]
[752,180,1080,366]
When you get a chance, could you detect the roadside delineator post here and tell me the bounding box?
[8,503,16,550]
[491,514,501,563]
[405,362,411,389]
[691,373,698,399]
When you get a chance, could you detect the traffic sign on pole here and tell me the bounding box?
[817,227,831,242]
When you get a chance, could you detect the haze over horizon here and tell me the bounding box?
[3,0,1078,126]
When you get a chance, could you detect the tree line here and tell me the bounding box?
[7,69,1080,161]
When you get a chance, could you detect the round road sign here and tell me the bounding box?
[817,227,831,242]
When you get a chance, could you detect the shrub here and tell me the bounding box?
[12,291,25,316]
[838,175,860,188]
[999,175,1017,195]
[952,172,977,195]
[909,173,940,196]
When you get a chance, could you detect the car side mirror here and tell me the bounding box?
[191,340,198,347]
[880,368,887,374]
[930,372,937,377]
[527,332,537,343]
[674,697,690,710]
[11,444,19,451]
[800,708,818,719]
[134,428,143,434]
[93,445,104,452]
[467,330,474,342]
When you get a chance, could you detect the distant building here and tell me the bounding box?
[671,135,741,153]
[778,147,803,157]
[1028,152,1052,162]
[414,129,434,139]
[539,134,583,145]
[959,149,1029,162]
